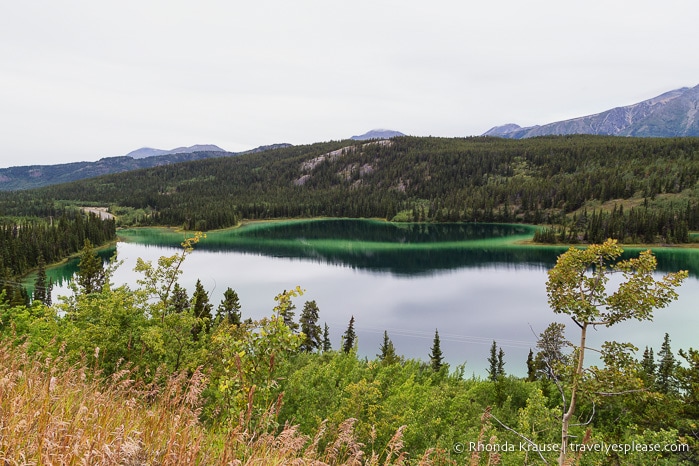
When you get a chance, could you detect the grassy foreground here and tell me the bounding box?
[0,340,454,465]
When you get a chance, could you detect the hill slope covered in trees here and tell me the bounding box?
[4,135,699,243]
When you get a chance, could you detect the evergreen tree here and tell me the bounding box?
[32,254,52,306]
[279,290,299,333]
[487,340,500,381]
[526,349,536,382]
[170,283,190,313]
[217,287,241,325]
[656,333,677,394]
[299,300,322,352]
[640,346,656,388]
[429,329,444,371]
[497,347,505,377]
[191,279,213,338]
[76,239,105,294]
[322,322,332,352]
[341,315,356,353]
[535,322,570,379]
[8,285,30,307]
[378,330,399,365]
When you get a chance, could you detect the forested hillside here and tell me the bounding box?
[4,135,699,243]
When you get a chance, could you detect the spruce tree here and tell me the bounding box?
[656,333,677,394]
[341,316,356,353]
[217,287,241,325]
[487,340,499,381]
[429,329,444,371]
[170,283,190,314]
[379,330,399,365]
[526,349,537,382]
[33,254,52,306]
[76,239,105,294]
[299,300,322,352]
[640,346,656,388]
[279,290,299,333]
[191,279,213,338]
[535,322,570,379]
[497,347,506,378]
[322,322,332,352]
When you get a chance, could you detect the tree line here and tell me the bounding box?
[4,135,699,243]
[0,210,115,306]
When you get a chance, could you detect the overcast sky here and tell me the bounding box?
[2,1,698,167]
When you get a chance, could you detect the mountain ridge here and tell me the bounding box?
[124,144,227,159]
[0,144,291,191]
[351,129,405,140]
[484,85,699,138]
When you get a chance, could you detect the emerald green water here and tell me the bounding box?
[45,220,699,375]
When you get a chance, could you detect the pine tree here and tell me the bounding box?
[33,254,52,306]
[322,322,332,352]
[379,330,399,365]
[299,300,322,352]
[342,315,356,353]
[656,333,677,394]
[76,239,105,294]
[217,287,241,325]
[429,329,444,371]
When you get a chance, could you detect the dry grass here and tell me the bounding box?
[0,341,207,465]
[0,341,454,465]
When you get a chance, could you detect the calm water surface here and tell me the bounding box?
[46,220,699,376]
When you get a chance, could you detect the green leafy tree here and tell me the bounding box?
[57,284,150,374]
[134,232,204,320]
[342,315,356,353]
[299,300,321,352]
[131,235,208,373]
[546,239,687,464]
[76,239,105,294]
[210,289,303,423]
[429,329,444,371]
[274,287,301,333]
[217,287,241,325]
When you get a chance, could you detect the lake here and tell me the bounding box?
[44,219,699,377]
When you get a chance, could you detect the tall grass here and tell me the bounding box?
[0,341,453,465]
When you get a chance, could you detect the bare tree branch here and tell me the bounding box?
[487,410,550,465]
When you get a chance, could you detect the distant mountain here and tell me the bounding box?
[483,85,699,138]
[124,144,226,159]
[351,129,405,140]
[0,144,290,191]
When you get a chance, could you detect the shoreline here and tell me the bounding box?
[117,217,699,251]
